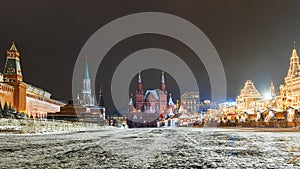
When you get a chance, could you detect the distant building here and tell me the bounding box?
[180,91,200,113]
[277,45,300,109]
[126,71,176,127]
[48,59,105,123]
[0,41,64,119]
[221,43,300,124]
[236,80,262,111]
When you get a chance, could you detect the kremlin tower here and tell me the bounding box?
[135,71,144,112]
[81,57,93,106]
[3,41,27,113]
[159,71,167,112]
[0,41,63,118]
[48,58,106,122]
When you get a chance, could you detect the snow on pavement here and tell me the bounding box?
[0,127,299,168]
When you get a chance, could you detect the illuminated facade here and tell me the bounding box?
[127,71,174,127]
[276,46,300,108]
[220,44,300,124]
[236,80,262,111]
[129,71,168,113]
[180,91,200,113]
[0,41,63,118]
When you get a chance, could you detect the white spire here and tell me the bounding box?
[138,71,141,83]
[287,41,300,77]
[128,94,133,106]
[168,93,174,105]
[161,71,165,83]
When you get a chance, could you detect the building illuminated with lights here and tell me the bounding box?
[217,44,300,125]
[236,80,262,111]
[276,45,300,109]
[180,91,200,113]
[126,71,177,127]
[0,41,64,118]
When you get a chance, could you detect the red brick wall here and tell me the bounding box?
[0,83,14,108]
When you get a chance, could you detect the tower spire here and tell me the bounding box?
[3,41,26,113]
[128,93,133,105]
[135,71,144,111]
[294,41,296,49]
[270,81,276,97]
[161,71,165,83]
[98,86,105,107]
[287,42,300,77]
[128,93,134,112]
[4,40,23,82]
[82,56,92,106]
[138,71,143,91]
[168,93,174,105]
[10,40,18,51]
[138,71,141,83]
[84,56,90,80]
[161,71,166,91]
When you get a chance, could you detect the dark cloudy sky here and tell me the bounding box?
[0,0,300,112]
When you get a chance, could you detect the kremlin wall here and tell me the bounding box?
[0,41,105,124]
[0,41,64,119]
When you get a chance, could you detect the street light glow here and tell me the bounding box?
[264,92,272,100]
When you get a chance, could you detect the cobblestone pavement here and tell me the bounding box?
[0,128,299,168]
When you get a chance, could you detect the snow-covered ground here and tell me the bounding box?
[0,128,299,168]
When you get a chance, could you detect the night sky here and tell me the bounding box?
[1,0,300,113]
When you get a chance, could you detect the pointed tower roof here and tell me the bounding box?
[98,86,105,107]
[270,81,276,97]
[137,71,143,92]
[128,93,133,106]
[292,41,298,58]
[287,41,300,77]
[239,80,261,98]
[168,93,174,105]
[161,71,166,91]
[84,56,90,79]
[10,40,18,51]
[4,41,23,81]
[138,71,141,83]
[161,71,165,83]
[178,101,187,114]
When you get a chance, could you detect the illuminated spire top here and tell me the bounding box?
[4,40,23,81]
[287,41,300,77]
[128,93,133,106]
[137,71,143,91]
[292,41,298,57]
[138,71,141,83]
[10,40,18,51]
[161,71,165,83]
[98,85,105,107]
[99,85,103,95]
[168,93,174,105]
[270,81,276,97]
[161,71,166,91]
[84,56,90,80]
